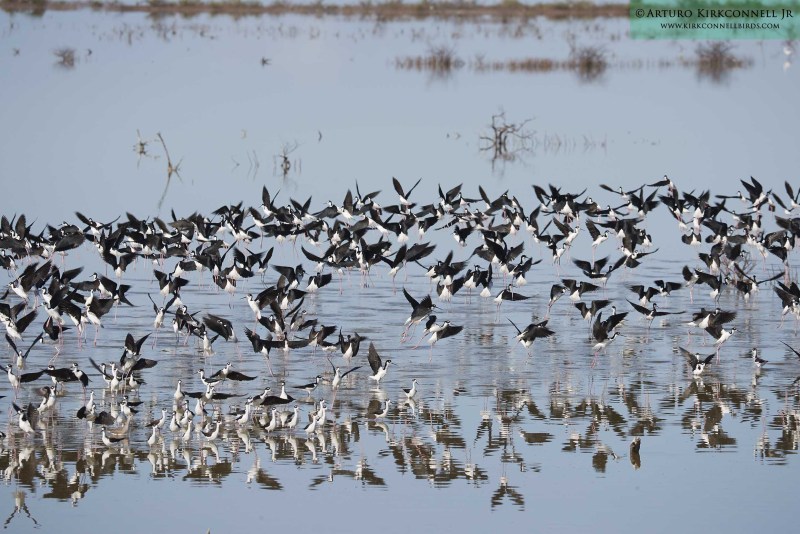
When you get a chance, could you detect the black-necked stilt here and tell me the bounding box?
[203,313,236,342]
[680,347,714,375]
[146,408,168,429]
[198,369,222,387]
[368,399,391,419]
[5,364,44,392]
[628,284,659,306]
[147,426,160,447]
[12,402,37,435]
[426,320,463,355]
[339,331,366,359]
[147,293,174,331]
[507,318,554,355]
[76,391,96,420]
[706,325,735,350]
[5,332,43,369]
[494,284,529,317]
[401,287,436,341]
[202,421,223,441]
[284,405,300,431]
[688,307,736,331]
[627,301,684,328]
[572,256,620,286]
[258,407,279,432]
[101,427,126,447]
[329,359,361,390]
[751,347,767,367]
[294,375,322,397]
[124,332,151,357]
[234,399,253,426]
[303,410,319,435]
[574,299,610,323]
[562,279,599,302]
[590,311,626,365]
[1,308,37,343]
[367,343,391,385]
[403,378,418,399]
[210,362,256,382]
[547,283,567,311]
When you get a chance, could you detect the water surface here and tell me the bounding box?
[0,6,799,533]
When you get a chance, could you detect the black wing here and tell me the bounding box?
[341,366,362,379]
[402,287,419,309]
[781,341,800,359]
[367,342,382,374]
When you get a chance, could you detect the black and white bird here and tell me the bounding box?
[5,332,43,369]
[402,378,418,399]
[367,343,391,385]
[680,347,714,375]
[329,359,361,390]
[401,288,436,341]
[507,318,555,354]
[6,364,45,391]
[627,301,684,328]
[367,399,392,419]
[425,320,463,356]
[590,310,626,364]
[706,324,736,349]
[210,362,256,382]
[293,375,322,397]
[101,427,126,447]
[751,347,767,368]
[12,402,37,436]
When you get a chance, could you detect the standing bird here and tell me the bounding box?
[12,403,37,436]
[6,364,45,393]
[101,427,125,448]
[328,359,361,390]
[680,347,714,375]
[368,399,392,420]
[751,347,767,368]
[367,343,391,385]
[293,375,322,398]
[403,379,418,399]
[5,332,43,369]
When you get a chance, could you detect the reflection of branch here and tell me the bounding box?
[155,132,183,212]
[134,129,152,169]
[157,132,183,181]
[156,178,171,213]
[479,111,534,175]
[274,141,299,180]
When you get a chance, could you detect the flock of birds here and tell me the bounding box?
[2,175,800,460]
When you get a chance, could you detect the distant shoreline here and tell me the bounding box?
[1,0,631,20]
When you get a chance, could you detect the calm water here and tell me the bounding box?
[1,5,799,534]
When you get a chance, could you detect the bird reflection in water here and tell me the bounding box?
[4,491,39,529]
[490,470,525,510]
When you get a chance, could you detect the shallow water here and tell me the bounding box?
[1,6,799,534]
